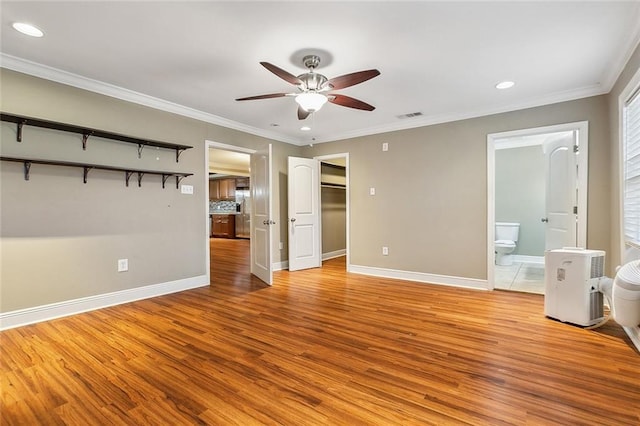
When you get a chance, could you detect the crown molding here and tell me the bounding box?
[0,53,300,145]
[601,9,640,92]
[311,83,607,144]
[0,52,618,147]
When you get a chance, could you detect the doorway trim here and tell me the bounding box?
[205,140,256,284]
[486,121,589,290]
[314,153,350,271]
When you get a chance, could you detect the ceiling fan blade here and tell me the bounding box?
[260,62,303,86]
[326,69,380,90]
[235,93,289,101]
[298,106,311,120]
[329,94,375,111]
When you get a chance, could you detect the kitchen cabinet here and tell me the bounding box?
[209,178,236,200]
[211,214,236,238]
[219,179,236,199]
[235,177,249,188]
[209,180,220,200]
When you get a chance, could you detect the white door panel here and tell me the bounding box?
[544,133,577,250]
[251,144,273,285]
[288,157,321,271]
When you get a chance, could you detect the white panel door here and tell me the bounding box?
[544,133,578,250]
[251,144,273,285]
[288,157,321,271]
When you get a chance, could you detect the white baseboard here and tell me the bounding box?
[512,255,545,264]
[0,275,209,330]
[273,261,289,271]
[623,325,640,354]
[323,249,346,261]
[348,264,488,290]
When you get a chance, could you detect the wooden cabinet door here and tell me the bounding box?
[212,215,236,238]
[209,180,220,200]
[221,179,236,199]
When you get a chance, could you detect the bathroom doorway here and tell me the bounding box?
[487,122,589,294]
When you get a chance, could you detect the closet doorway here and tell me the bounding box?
[316,153,349,270]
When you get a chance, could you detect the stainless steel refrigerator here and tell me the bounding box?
[235,189,250,239]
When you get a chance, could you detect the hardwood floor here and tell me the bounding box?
[2,238,639,425]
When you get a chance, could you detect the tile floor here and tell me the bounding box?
[494,262,545,294]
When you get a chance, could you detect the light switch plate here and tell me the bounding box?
[181,184,194,194]
[382,142,389,152]
[117,258,128,272]
[370,187,376,196]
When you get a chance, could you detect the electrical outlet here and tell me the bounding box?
[382,246,389,256]
[117,258,128,272]
[382,142,389,152]
[370,187,376,196]
[181,184,194,194]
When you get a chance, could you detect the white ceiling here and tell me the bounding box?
[1,1,639,145]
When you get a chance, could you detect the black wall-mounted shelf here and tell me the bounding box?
[1,113,193,162]
[1,156,193,189]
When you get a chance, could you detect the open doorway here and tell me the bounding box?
[317,153,349,271]
[205,141,255,285]
[487,122,588,294]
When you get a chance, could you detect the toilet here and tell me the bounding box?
[495,222,520,266]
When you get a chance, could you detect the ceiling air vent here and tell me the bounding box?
[397,112,423,119]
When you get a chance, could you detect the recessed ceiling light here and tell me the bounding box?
[300,126,311,131]
[12,22,44,37]
[496,81,515,90]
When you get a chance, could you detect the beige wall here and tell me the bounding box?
[608,43,640,268]
[306,95,611,279]
[0,69,301,312]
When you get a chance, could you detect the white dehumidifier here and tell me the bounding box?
[544,248,606,327]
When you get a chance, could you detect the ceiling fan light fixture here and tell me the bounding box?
[295,92,328,112]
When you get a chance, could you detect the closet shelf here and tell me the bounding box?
[1,113,193,162]
[321,182,347,189]
[0,156,193,188]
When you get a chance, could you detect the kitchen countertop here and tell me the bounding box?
[210,211,239,215]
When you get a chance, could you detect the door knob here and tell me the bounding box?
[541,218,549,223]
[290,218,296,222]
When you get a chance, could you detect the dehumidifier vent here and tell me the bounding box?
[590,291,604,320]
[590,256,604,278]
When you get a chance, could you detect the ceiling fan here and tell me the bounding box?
[236,55,380,120]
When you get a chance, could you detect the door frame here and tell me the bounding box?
[486,121,588,290]
[205,140,256,285]
[314,153,350,270]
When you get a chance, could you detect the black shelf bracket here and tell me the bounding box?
[176,175,186,189]
[82,131,93,150]
[162,174,170,189]
[83,166,94,184]
[16,120,26,142]
[137,172,145,187]
[1,113,193,162]
[125,171,134,187]
[176,148,187,163]
[23,160,31,180]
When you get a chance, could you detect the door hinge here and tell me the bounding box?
[573,145,579,153]
[573,206,578,214]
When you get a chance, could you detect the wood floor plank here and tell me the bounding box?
[2,238,639,425]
